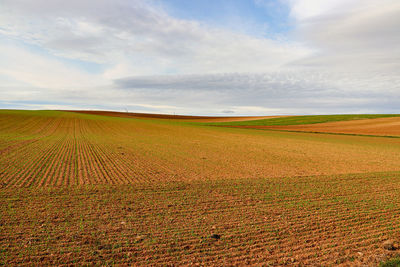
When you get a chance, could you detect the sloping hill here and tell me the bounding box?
[67,110,280,122]
[2,110,400,187]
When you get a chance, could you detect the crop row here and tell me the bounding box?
[0,113,176,187]
[3,111,400,188]
[1,172,400,266]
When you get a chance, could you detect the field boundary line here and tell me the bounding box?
[213,125,400,139]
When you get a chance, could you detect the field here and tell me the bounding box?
[1,110,400,265]
[252,117,400,137]
[73,110,279,122]
[209,114,400,127]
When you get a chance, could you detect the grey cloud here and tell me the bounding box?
[111,71,400,114]
[1,0,400,115]
[115,72,332,93]
[2,70,400,115]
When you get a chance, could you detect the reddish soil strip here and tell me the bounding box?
[252,117,400,137]
[67,110,281,122]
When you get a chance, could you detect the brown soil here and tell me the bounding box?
[256,117,400,136]
[2,111,400,187]
[66,110,281,122]
[1,174,400,266]
[2,111,400,266]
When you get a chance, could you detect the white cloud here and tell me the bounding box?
[0,0,399,115]
[288,0,400,71]
[0,0,310,74]
[286,0,360,21]
[0,42,103,89]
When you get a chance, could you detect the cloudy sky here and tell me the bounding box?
[0,0,399,115]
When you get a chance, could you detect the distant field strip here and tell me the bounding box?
[1,173,400,265]
[256,117,400,137]
[70,110,279,122]
[209,114,400,126]
[2,111,400,187]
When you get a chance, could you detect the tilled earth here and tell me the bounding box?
[1,173,400,266]
[2,111,400,265]
[252,117,400,137]
[3,111,400,187]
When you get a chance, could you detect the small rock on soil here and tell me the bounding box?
[383,239,399,250]
[210,234,221,240]
[135,235,145,242]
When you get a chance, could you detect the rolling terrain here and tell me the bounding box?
[255,117,400,137]
[1,110,400,265]
[70,110,280,122]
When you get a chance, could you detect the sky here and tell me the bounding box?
[0,0,399,115]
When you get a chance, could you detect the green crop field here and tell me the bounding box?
[1,110,400,265]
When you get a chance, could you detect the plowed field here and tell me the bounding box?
[1,110,400,265]
[70,110,279,122]
[259,117,400,137]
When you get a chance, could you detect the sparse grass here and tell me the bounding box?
[2,110,400,265]
[380,257,400,267]
[1,172,400,265]
[3,110,400,187]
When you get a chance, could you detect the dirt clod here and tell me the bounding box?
[210,234,221,240]
[135,235,145,242]
[383,239,398,250]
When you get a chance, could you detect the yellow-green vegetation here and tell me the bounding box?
[380,258,400,267]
